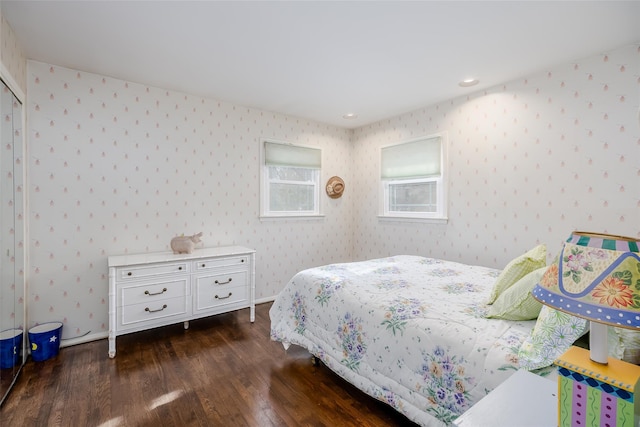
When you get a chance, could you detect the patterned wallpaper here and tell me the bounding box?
[352,43,640,269]
[27,61,353,342]
[0,11,27,95]
[20,41,640,345]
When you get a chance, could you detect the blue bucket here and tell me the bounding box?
[29,322,63,362]
[0,328,23,368]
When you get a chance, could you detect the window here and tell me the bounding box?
[261,140,321,217]
[380,134,447,220]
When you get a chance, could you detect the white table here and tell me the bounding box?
[453,369,557,427]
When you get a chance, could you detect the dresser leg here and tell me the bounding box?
[108,333,116,358]
[184,321,189,330]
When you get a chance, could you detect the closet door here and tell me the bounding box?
[0,78,25,406]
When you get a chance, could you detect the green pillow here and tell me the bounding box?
[486,244,546,304]
[487,267,546,320]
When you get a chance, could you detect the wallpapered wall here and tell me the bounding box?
[27,61,353,342]
[0,12,27,94]
[18,37,640,344]
[352,43,640,268]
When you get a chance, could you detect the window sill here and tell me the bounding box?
[377,215,448,224]
[260,214,325,222]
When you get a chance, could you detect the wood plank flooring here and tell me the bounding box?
[0,302,418,426]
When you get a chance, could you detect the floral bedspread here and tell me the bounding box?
[269,255,539,426]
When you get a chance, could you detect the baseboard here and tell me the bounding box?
[60,331,109,348]
[256,295,277,305]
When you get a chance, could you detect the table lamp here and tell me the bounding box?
[532,231,640,427]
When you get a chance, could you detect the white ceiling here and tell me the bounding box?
[2,1,639,129]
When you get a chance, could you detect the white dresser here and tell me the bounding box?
[107,246,255,358]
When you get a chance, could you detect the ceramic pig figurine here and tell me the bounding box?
[170,232,203,254]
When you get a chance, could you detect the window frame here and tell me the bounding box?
[378,133,448,223]
[260,139,323,219]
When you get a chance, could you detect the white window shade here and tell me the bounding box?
[381,137,441,179]
[265,141,321,168]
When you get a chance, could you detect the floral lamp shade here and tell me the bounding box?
[533,232,640,427]
[531,231,640,331]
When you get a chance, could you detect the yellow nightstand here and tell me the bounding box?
[555,346,640,427]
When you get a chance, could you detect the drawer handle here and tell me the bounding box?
[145,304,168,313]
[201,263,206,268]
[178,266,183,271]
[144,288,167,296]
[127,272,133,276]
[214,278,233,285]
[215,292,233,300]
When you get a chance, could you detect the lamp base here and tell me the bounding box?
[589,321,609,365]
[554,346,640,427]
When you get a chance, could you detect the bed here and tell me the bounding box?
[269,254,570,426]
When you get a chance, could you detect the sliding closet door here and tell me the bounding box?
[0,78,25,406]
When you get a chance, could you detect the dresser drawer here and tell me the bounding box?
[194,270,248,312]
[118,296,188,330]
[118,277,189,307]
[116,262,190,281]
[194,255,249,271]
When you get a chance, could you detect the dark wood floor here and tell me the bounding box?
[1,302,418,426]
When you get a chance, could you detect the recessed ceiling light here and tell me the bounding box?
[459,79,479,87]
[343,113,358,119]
